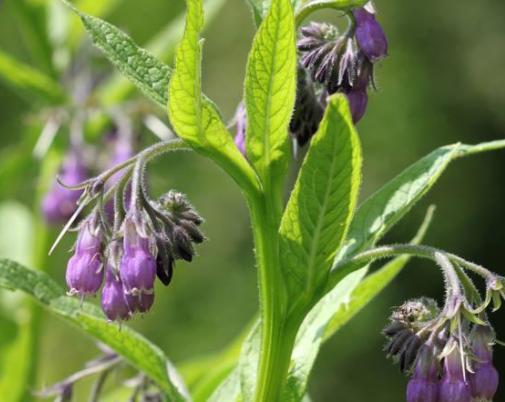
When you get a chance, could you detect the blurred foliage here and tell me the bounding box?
[0,0,504,400]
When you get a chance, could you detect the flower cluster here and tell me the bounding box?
[64,168,205,321]
[295,2,387,134]
[384,294,500,402]
[233,2,388,151]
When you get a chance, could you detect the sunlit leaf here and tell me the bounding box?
[0,259,189,401]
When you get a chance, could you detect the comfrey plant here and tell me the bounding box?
[0,0,504,401]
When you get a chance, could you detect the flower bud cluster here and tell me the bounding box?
[296,2,388,126]
[383,298,499,402]
[64,188,205,322]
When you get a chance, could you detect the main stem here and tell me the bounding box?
[249,194,299,402]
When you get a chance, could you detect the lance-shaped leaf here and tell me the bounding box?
[335,139,505,266]
[0,50,65,104]
[244,0,297,189]
[279,94,362,300]
[62,0,172,108]
[0,259,188,402]
[168,0,260,196]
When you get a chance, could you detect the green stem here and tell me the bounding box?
[249,194,301,402]
[295,0,368,27]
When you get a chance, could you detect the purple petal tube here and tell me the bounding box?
[406,345,440,402]
[353,7,388,63]
[41,152,87,224]
[101,268,131,321]
[126,292,155,314]
[439,347,472,402]
[469,325,499,401]
[120,215,156,294]
[345,89,368,123]
[65,215,103,296]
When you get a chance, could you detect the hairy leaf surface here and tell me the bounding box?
[279,94,362,299]
[244,0,296,188]
[0,259,188,401]
[168,0,260,196]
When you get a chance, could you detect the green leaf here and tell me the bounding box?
[168,0,260,197]
[244,0,266,26]
[281,206,434,401]
[96,0,226,107]
[0,49,65,104]
[336,139,505,264]
[0,203,34,402]
[63,1,172,108]
[0,259,188,401]
[244,0,297,189]
[279,94,362,301]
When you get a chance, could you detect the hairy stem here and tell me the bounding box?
[295,0,368,27]
[249,194,298,402]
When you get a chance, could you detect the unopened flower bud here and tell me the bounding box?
[352,6,388,62]
[439,343,472,402]
[469,325,499,401]
[101,268,131,321]
[290,64,325,146]
[173,226,194,262]
[66,214,103,296]
[42,152,87,224]
[407,345,440,402]
[156,242,174,286]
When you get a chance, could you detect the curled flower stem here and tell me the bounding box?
[295,0,368,27]
[327,243,496,295]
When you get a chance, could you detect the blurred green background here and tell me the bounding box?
[0,0,505,401]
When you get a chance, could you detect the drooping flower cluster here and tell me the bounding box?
[64,180,205,321]
[294,2,387,138]
[383,296,500,402]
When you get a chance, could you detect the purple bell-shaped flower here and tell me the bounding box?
[119,214,157,296]
[439,343,472,402]
[101,267,131,321]
[353,4,388,63]
[66,214,104,296]
[469,325,499,401]
[406,344,440,402]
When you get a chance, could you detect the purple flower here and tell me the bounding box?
[345,89,368,123]
[125,292,155,314]
[353,5,388,63]
[469,325,499,401]
[119,214,156,295]
[41,152,87,224]
[439,345,472,402]
[101,268,131,321]
[233,103,247,155]
[66,215,103,296]
[406,345,439,402]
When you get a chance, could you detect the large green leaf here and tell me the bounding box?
[334,139,505,266]
[279,94,362,301]
[0,259,188,401]
[0,49,65,104]
[281,206,434,401]
[168,0,260,196]
[244,0,296,189]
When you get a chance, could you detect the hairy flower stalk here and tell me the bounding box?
[54,140,205,321]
